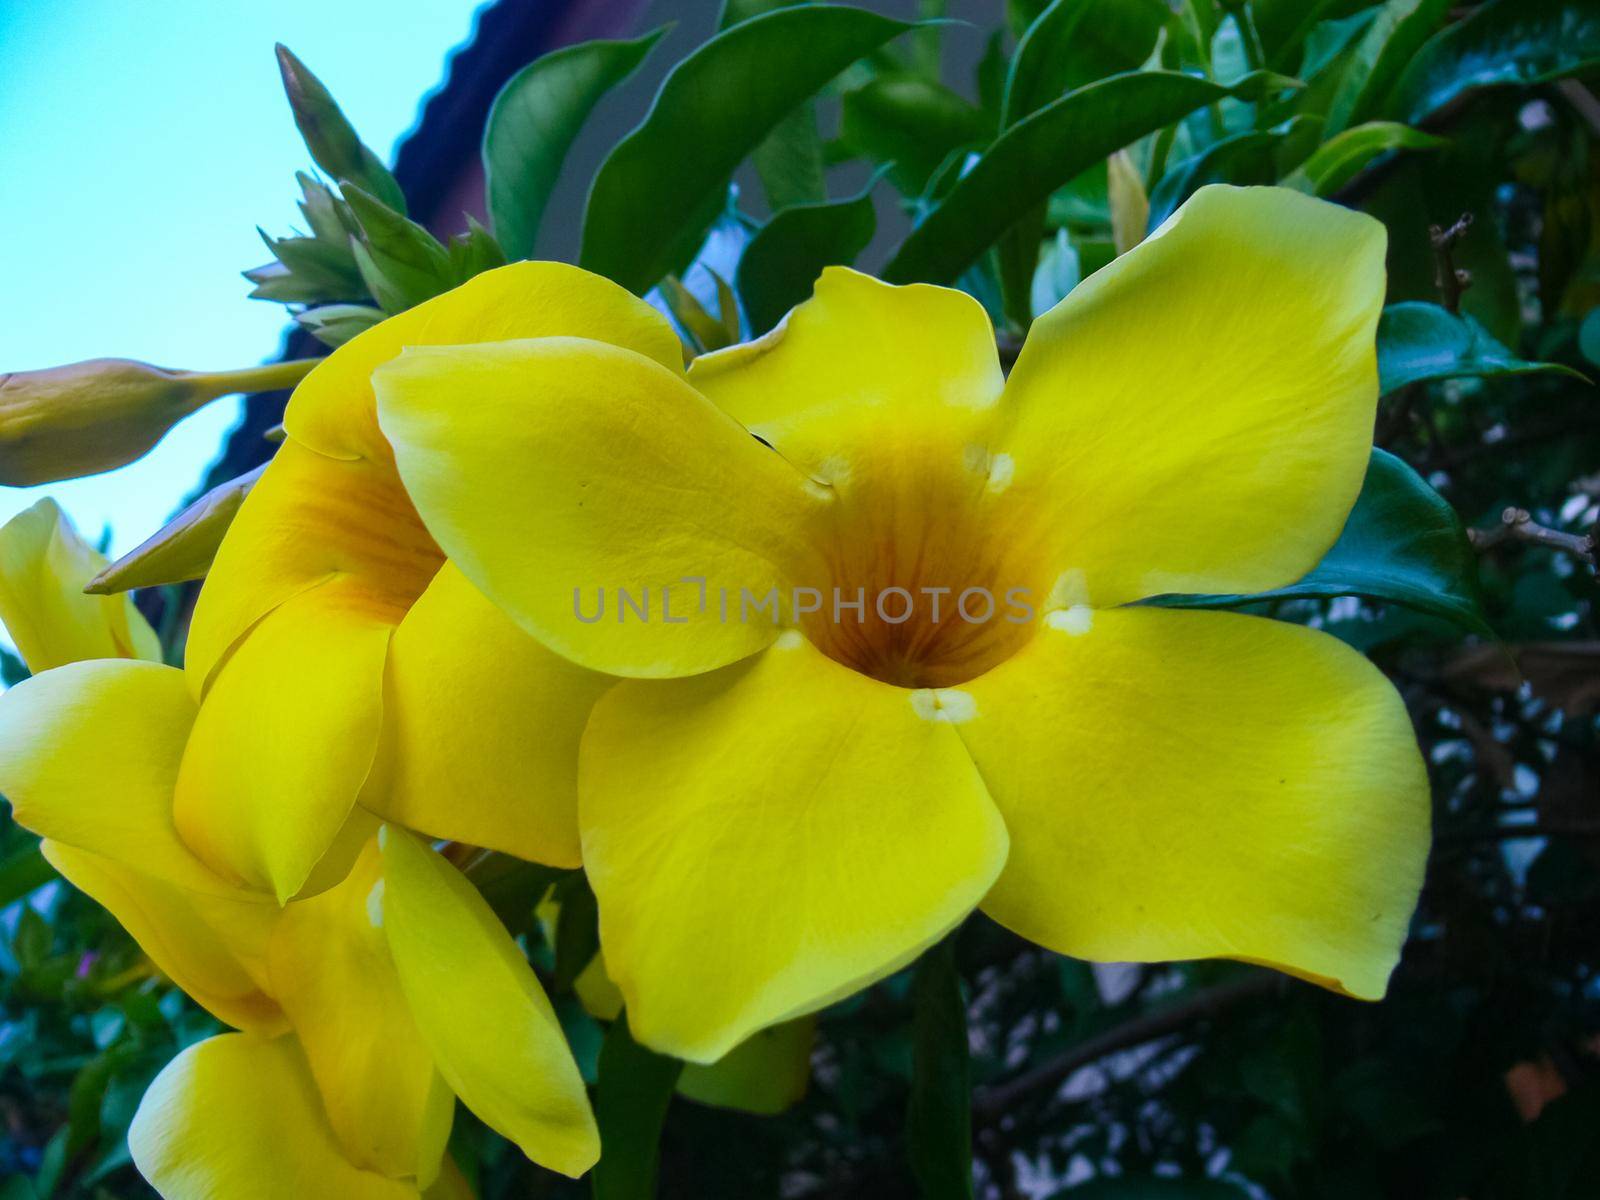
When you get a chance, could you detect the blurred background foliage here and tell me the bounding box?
[3,0,1600,1196]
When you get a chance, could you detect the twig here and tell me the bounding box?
[1470,507,1596,567]
[971,972,1280,1122]
[1430,212,1474,314]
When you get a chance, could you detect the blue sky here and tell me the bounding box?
[0,1,487,554]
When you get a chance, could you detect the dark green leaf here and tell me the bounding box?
[553,873,600,993]
[342,184,453,314]
[1390,0,1600,124]
[580,6,912,294]
[1147,123,1296,229]
[738,175,879,336]
[720,1,830,211]
[1155,448,1489,634]
[483,31,665,260]
[906,940,972,1200]
[1281,121,1446,196]
[1321,0,1451,137]
[1002,0,1168,124]
[0,840,55,909]
[591,1013,683,1200]
[841,75,990,195]
[274,45,406,213]
[1376,301,1588,393]
[883,70,1296,285]
[448,215,509,284]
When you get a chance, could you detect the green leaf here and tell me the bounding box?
[553,873,600,993]
[1147,123,1297,228]
[483,31,665,261]
[738,174,880,336]
[1029,228,1081,316]
[720,1,830,211]
[840,74,990,195]
[1390,0,1600,124]
[274,45,406,214]
[882,70,1297,285]
[1280,121,1446,196]
[447,215,509,284]
[580,6,912,294]
[0,840,55,909]
[1321,0,1452,137]
[294,303,385,349]
[1376,301,1588,394]
[1002,0,1168,124]
[591,1014,683,1200]
[1155,449,1489,635]
[906,940,972,1200]
[342,184,453,314]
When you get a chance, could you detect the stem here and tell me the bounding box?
[185,357,320,403]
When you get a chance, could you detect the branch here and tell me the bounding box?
[1430,212,1474,314]
[1470,507,1596,567]
[971,972,1280,1123]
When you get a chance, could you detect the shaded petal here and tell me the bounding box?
[286,261,683,464]
[579,633,1007,1062]
[363,563,610,867]
[269,841,453,1183]
[376,339,829,678]
[43,842,282,1033]
[960,607,1429,999]
[0,660,232,896]
[997,185,1388,607]
[186,439,439,692]
[128,1034,419,1200]
[175,582,392,902]
[0,498,159,671]
[379,828,598,1178]
[677,1017,815,1116]
[688,267,1004,476]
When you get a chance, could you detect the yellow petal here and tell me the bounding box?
[677,1017,815,1116]
[363,563,610,867]
[997,185,1388,607]
[0,498,159,671]
[186,439,439,692]
[0,660,233,897]
[286,261,683,464]
[175,582,392,902]
[85,464,264,595]
[128,1033,419,1200]
[42,842,282,1033]
[579,633,1008,1062]
[960,607,1429,1000]
[269,840,453,1183]
[687,266,1004,475]
[376,339,829,678]
[378,827,599,1177]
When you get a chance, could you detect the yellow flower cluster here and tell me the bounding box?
[0,186,1430,1196]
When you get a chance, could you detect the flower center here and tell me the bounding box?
[794,448,1047,689]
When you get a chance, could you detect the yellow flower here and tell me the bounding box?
[0,498,160,671]
[0,659,599,1191]
[175,264,672,902]
[360,185,1430,1061]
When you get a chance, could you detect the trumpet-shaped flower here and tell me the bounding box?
[0,498,160,671]
[0,658,599,1191]
[360,185,1431,1061]
[176,264,671,901]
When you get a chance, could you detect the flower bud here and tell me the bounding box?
[0,357,315,486]
[86,464,266,595]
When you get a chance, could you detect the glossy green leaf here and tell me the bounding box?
[1321,0,1451,137]
[447,215,509,284]
[1029,228,1080,316]
[1147,123,1295,229]
[840,75,989,195]
[906,941,972,1200]
[882,70,1296,285]
[0,839,54,909]
[580,7,912,294]
[737,177,879,336]
[1377,302,1588,394]
[1156,449,1489,634]
[721,0,829,211]
[1280,121,1446,196]
[1002,0,1168,124]
[591,1014,683,1200]
[274,45,406,214]
[483,31,664,261]
[1390,0,1600,124]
